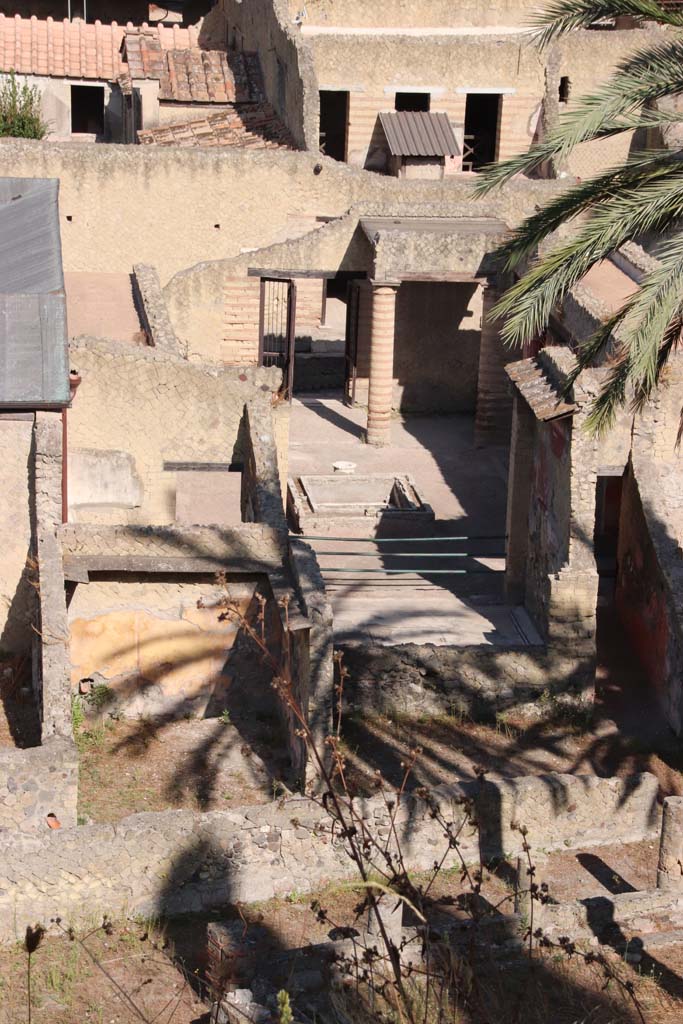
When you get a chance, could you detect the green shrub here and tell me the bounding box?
[0,71,48,139]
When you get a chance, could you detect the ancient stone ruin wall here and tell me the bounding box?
[0,771,659,944]
[291,0,543,27]
[0,415,79,835]
[0,738,77,834]
[67,577,261,720]
[66,339,285,526]
[340,642,594,720]
[132,264,182,354]
[617,460,683,736]
[0,140,564,284]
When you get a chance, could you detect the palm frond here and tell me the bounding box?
[474,38,683,195]
[496,150,683,270]
[493,166,683,347]
[531,0,683,49]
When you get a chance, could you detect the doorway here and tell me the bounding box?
[71,84,105,136]
[258,277,297,401]
[319,90,349,161]
[463,93,501,170]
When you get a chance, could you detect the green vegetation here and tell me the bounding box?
[0,71,48,139]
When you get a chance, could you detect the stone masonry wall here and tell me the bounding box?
[132,264,182,354]
[0,771,658,944]
[66,339,283,526]
[0,737,77,834]
[0,140,564,284]
[220,0,318,150]
[340,642,593,720]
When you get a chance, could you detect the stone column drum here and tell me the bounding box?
[657,796,683,891]
[366,281,399,447]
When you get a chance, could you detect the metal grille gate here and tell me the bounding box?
[258,277,297,400]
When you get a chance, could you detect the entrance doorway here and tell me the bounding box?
[258,277,297,401]
[71,84,105,135]
[463,93,501,170]
[319,90,349,161]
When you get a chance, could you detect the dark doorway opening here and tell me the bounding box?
[463,93,501,170]
[595,474,623,600]
[319,90,349,161]
[394,92,430,112]
[258,277,297,401]
[71,84,105,135]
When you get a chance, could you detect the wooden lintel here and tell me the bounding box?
[398,273,488,284]
[248,268,339,280]
[62,555,278,579]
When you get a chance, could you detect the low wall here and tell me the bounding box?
[0,737,77,834]
[0,415,35,656]
[0,771,658,943]
[339,642,594,719]
[67,339,284,526]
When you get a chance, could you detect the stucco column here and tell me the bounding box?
[657,797,683,891]
[366,281,399,447]
[474,282,513,447]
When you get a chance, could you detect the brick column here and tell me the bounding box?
[474,282,514,447]
[366,281,399,447]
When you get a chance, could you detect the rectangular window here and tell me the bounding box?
[394,92,430,112]
[71,84,105,136]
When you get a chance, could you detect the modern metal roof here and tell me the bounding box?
[378,111,460,158]
[0,178,69,409]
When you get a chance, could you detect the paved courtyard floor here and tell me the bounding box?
[288,395,542,646]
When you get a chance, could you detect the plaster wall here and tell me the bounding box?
[31,75,123,141]
[291,0,547,28]
[308,29,656,174]
[0,417,34,655]
[67,578,257,718]
[65,338,284,525]
[393,281,481,413]
[0,139,563,285]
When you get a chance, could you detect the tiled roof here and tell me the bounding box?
[506,356,578,421]
[0,15,197,80]
[122,30,265,103]
[138,105,295,149]
[378,111,460,158]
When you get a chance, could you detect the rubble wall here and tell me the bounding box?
[0,737,77,834]
[0,771,658,944]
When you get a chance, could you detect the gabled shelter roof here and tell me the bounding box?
[378,111,460,158]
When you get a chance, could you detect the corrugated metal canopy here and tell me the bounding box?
[378,111,460,158]
[0,178,69,409]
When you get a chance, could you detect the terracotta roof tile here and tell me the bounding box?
[0,15,195,81]
[122,30,264,104]
[138,105,295,150]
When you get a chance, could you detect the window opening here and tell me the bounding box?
[71,84,105,136]
[394,92,430,112]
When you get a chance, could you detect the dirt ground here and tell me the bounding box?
[77,712,292,824]
[0,921,210,1024]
